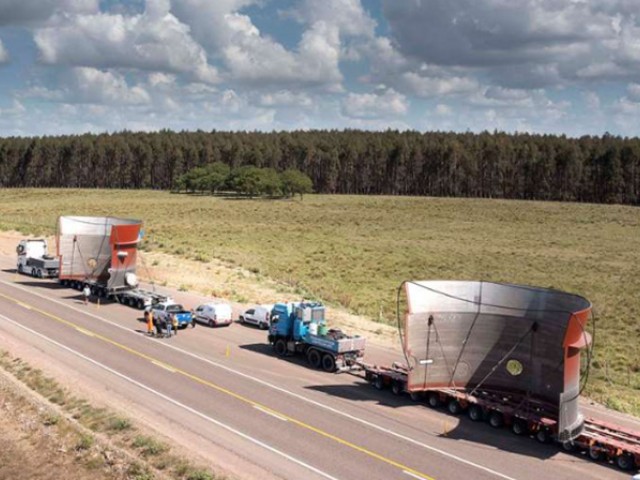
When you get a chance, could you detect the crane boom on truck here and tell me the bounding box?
[268,302,365,372]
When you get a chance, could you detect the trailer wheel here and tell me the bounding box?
[37,269,43,278]
[322,354,336,373]
[391,380,403,395]
[588,446,602,461]
[274,339,288,357]
[306,348,321,367]
[488,411,504,429]
[615,452,634,470]
[373,375,385,390]
[136,299,144,309]
[409,392,423,402]
[468,405,483,422]
[536,428,551,444]
[427,392,441,409]
[511,420,527,436]
[561,441,575,452]
[447,399,463,415]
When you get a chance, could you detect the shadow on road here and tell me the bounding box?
[8,279,66,290]
[306,382,417,409]
[238,342,312,370]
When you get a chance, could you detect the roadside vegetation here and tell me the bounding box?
[0,189,638,416]
[0,350,225,480]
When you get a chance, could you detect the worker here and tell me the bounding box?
[146,308,154,336]
[166,314,173,338]
[172,315,179,336]
[155,315,164,338]
[82,284,91,305]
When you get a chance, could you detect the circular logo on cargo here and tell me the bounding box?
[87,258,97,268]
[506,359,524,376]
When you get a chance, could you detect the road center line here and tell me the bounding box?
[253,405,289,422]
[0,288,436,480]
[0,312,339,480]
[152,360,176,373]
[404,470,431,480]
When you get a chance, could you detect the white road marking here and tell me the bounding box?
[0,312,340,480]
[253,405,289,422]
[2,278,518,480]
[152,360,176,373]
[404,470,430,480]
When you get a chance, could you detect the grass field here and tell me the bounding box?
[0,189,638,415]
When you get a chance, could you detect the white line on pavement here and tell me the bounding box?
[253,405,289,422]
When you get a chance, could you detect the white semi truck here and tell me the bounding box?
[16,239,60,278]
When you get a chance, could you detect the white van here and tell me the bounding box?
[193,303,233,327]
[239,304,274,329]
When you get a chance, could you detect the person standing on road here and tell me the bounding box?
[172,315,178,336]
[166,315,173,338]
[145,308,154,336]
[82,285,91,305]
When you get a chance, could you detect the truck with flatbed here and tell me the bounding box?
[268,302,365,372]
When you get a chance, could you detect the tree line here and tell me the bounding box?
[176,163,313,198]
[0,129,639,204]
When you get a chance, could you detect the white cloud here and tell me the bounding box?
[627,83,640,102]
[287,0,376,38]
[33,0,219,84]
[400,71,479,97]
[584,91,601,110]
[0,40,8,63]
[259,91,313,108]
[71,67,151,105]
[382,0,640,87]
[342,88,408,118]
[435,104,452,116]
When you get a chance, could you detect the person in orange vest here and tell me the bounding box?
[145,307,154,336]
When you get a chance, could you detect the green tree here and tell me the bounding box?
[281,169,313,199]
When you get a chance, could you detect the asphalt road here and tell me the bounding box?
[0,261,637,480]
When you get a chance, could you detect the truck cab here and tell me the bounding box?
[16,239,60,278]
[270,302,325,341]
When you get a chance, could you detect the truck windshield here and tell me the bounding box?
[166,305,183,313]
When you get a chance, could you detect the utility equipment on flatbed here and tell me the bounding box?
[16,239,60,278]
[268,302,365,372]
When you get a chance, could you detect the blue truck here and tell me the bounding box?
[268,302,366,372]
[151,302,193,329]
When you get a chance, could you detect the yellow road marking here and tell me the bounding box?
[0,290,436,480]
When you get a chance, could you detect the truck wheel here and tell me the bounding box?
[274,339,288,357]
[615,452,634,470]
[373,375,385,390]
[391,380,403,395]
[137,299,144,309]
[37,269,43,278]
[488,411,504,428]
[536,428,551,444]
[447,399,463,415]
[306,349,321,368]
[321,354,336,373]
[427,392,440,409]
[17,264,23,273]
[511,420,527,436]
[468,404,483,421]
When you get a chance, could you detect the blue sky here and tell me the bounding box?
[0,0,639,137]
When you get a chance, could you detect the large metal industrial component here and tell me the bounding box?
[403,280,592,441]
[56,216,142,292]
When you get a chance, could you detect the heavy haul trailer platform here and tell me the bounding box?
[359,361,640,471]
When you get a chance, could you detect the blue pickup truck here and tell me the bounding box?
[152,302,193,328]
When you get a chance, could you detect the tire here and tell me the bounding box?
[373,375,385,390]
[137,300,144,310]
[536,428,551,444]
[274,339,287,357]
[447,399,462,415]
[37,269,43,278]
[488,411,504,429]
[31,268,37,277]
[322,354,336,373]
[468,405,483,422]
[561,441,575,452]
[427,393,440,408]
[615,453,634,471]
[588,446,602,461]
[391,380,403,396]
[511,420,527,436]
[306,349,321,368]
[208,319,215,328]
[17,264,23,274]
[239,316,245,324]
[409,392,423,402]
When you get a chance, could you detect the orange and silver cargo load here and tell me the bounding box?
[56,216,142,292]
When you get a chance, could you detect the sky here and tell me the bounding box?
[0,0,639,137]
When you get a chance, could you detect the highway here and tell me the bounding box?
[0,260,637,480]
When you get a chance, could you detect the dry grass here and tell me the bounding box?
[0,188,638,415]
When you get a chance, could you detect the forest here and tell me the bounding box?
[0,129,639,205]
